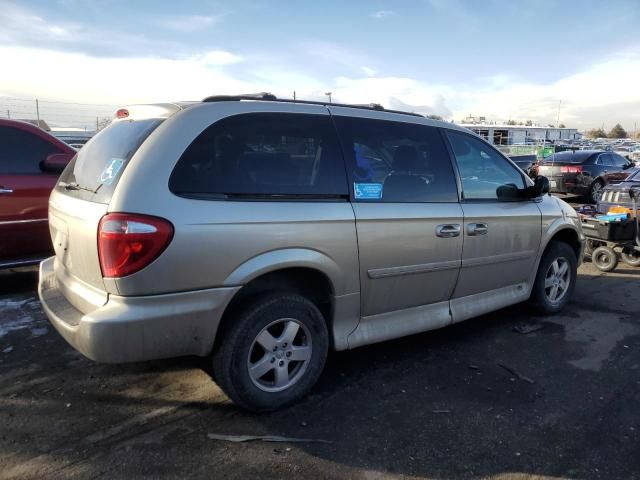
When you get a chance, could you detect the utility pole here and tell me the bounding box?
[557,100,561,126]
[36,98,40,124]
[293,91,296,101]
[6,110,10,119]
[325,91,332,104]
[96,117,99,132]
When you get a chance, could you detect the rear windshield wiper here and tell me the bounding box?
[58,181,102,194]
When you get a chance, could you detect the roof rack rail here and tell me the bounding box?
[201,93,423,117]
[202,92,277,102]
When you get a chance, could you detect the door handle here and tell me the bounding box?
[467,223,488,236]
[0,187,14,194]
[436,224,461,238]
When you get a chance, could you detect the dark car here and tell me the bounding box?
[537,150,636,203]
[0,119,76,268]
[597,168,640,213]
[510,154,538,177]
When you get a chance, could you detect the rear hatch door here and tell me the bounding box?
[50,118,163,307]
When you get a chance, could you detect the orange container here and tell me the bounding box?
[608,206,640,217]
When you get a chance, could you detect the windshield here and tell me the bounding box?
[56,118,163,203]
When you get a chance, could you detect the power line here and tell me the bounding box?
[0,95,119,107]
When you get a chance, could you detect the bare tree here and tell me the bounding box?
[96,117,112,132]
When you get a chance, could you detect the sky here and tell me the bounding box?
[1,0,639,131]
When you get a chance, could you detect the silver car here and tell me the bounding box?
[38,94,584,411]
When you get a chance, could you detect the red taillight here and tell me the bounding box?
[98,213,173,278]
[116,108,129,119]
[560,166,582,173]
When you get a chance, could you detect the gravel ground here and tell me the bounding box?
[1,255,639,479]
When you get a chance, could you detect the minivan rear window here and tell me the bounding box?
[56,119,163,203]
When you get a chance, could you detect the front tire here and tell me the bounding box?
[212,293,329,412]
[530,241,577,314]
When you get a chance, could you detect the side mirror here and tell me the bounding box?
[42,153,74,174]
[496,183,521,201]
[630,187,640,201]
[531,175,550,197]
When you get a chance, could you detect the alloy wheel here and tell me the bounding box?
[247,318,312,393]
[591,182,603,203]
[544,257,571,304]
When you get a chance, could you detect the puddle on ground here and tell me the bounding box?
[0,316,37,339]
[0,296,46,339]
[547,310,639,371]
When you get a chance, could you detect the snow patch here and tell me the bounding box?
[0,316,37,338]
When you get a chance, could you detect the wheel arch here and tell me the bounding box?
[213,252,341,354]
[528,223,583,291]
[546,226,582,261]
[222,248,345,293]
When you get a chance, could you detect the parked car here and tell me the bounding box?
[537,150,636,203]
[38,94,584,411]
[510,154,538,177]
[0,119,76,268]
[597,168,640,214]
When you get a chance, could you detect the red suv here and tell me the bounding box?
[0,119,76,268]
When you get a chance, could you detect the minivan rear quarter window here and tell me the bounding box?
[169,113,348,200]
[57,118,163,203]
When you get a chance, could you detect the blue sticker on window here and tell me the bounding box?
[100,158,124,185]
[354,182,383,200]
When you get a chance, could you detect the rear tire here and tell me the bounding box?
[621,249,640,267]
[212,293,328,412]
[592,246,618,272]
[588,179,604,204]
[530,241,577,314]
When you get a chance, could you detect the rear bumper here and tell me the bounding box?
[38,256,240,363]
[0,255,49,270]
[548,177,588,195]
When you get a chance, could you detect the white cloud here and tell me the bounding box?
[47,26,70,37]
[0,2,186,57]
[0,46,253,106]
[369,10,394,20]
[1,42,639,131]
[196,50,243,66]
[449,47,640,128]
[0,1,78,44]
[156,15,221,32]
[326,76,454,117]
[370,10,394,19]
[325,47,640,129]
[303,41,371,68]
[360,66,377,76]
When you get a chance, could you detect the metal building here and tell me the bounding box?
[459,123,580,145]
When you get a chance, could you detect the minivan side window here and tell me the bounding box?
[446,130,525,200]
[169,113,348,199]
[333,116,458,202]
